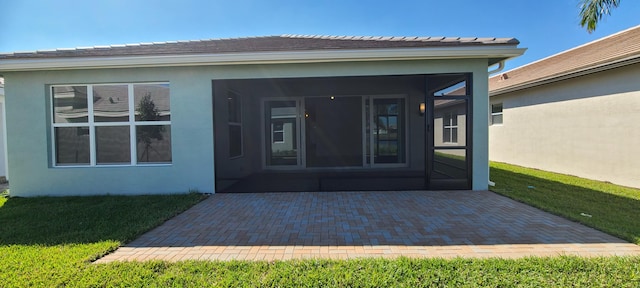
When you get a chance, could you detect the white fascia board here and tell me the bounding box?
[0,46,525,72]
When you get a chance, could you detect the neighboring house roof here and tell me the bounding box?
[0,34,524,71]
[490,25,640,96]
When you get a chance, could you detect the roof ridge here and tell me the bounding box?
[280,34,509,43]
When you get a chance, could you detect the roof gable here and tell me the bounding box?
[490,25,640,95]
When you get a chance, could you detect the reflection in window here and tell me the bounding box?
[428,73,471,190]
[266,100,298,166]
[136,125,171,163]
[434,98,466,147]
[134,84,171,121]
[432,149,467,179]
[373,98,405,164]
[272,121,285,143]
[443,112,458,143]
[93,85,129,122]
[491,103,503,125]
[51,83,171,166]
[53,86,88,123]
[431,74,468,97]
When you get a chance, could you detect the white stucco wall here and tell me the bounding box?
[4,58,490,196]
[490,63,640,188]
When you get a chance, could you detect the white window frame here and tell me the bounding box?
[491,103,503,125]
[443,112,458,144]
[50,82,171,167]
[271,121,285,144]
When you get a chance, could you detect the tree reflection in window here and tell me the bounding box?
[136,93,165,162]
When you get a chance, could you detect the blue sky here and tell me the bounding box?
[1,0,639,71]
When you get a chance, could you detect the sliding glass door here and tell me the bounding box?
[264,95,407,169]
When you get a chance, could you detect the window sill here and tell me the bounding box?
[52,163,172,168]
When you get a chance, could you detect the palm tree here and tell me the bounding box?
[580,0,621,33]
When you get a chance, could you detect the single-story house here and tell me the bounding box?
[489,25,640,188]
[0,35,524,196]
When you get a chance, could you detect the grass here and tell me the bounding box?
[0,193,206,286]
[490,161,640,245]
[0,168,639,286]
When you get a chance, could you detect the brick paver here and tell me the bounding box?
[96,191,640,263]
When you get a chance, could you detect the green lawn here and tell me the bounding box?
[0,168,639,286]
[490,161,640,245]
[0,193,206,286]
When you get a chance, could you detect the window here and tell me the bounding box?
[227,91,243,158]
[51,83,171,166]
[443,112,458,143]
[491,103,503,125]
[371,97,405,164]
[272,121,285,143]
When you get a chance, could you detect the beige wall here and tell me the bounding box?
[490,63,640,188]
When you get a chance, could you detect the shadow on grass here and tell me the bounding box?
[490,165,640,245]
[0,194,205,246]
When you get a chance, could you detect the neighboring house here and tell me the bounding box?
[0,35,524,196]
[489,25,640,188]
[0,77,6,183]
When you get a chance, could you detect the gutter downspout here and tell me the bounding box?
[488,60,506,75]
[487,60,505,188]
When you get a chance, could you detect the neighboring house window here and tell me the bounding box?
[227,91,243,158]
[272,121,285,143]
[491,103,503,125]
[443,112,458,143]
[51,83,171,166]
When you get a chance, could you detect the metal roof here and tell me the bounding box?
[0,34,524,72]
[0,35,519,59]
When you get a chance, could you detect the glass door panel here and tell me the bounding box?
[433,99,467,147]
[427,73,472,190]
[372,98,405,164]
[432,149,467,180]
[265,100,299,166]
[431,98,469,187]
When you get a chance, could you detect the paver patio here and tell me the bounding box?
[96,191,640,263]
